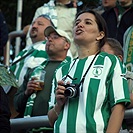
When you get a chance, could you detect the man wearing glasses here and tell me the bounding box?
[14,26,71,133]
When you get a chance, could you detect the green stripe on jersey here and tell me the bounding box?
[86,78,100,133]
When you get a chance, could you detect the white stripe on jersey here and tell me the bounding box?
[113,57,125,103]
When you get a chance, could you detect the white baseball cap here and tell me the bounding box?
[44,26,71,44]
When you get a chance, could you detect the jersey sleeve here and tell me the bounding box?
[108,57,130,108]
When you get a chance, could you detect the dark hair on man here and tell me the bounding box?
[106,38,123,57]
[75,9,108,48]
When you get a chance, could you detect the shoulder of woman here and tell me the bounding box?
[100,52,117,63]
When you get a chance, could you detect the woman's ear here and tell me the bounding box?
[96,31,105,41]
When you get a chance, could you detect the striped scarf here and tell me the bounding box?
[10,41,48,86]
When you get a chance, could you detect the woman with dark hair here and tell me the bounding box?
[48,9,130,133]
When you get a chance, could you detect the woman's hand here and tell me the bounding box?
[55,80,68,107]
[48,80,68,127]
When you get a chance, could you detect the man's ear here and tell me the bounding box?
[117,55,123,62]
[64,42,70,50]
[96,31,105,41]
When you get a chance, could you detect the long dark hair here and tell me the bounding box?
[75,9,108,48]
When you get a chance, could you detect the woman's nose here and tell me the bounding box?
[77,22,84,28]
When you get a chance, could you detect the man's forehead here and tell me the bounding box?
[35,17,50,22]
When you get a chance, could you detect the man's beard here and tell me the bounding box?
[30,28,38,39]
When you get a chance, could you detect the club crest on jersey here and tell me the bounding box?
[92,66,102,77]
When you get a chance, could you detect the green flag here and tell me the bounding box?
[0,64,18,89]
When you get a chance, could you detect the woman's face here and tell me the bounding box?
[73,13,102,45]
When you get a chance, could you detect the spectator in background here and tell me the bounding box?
[101,0,133,47]
[0,9,8,63]
[102,0,117,10]
[94,0,117,14]
[78,0,101,14]
[10,14,55,87]
[14,26,71,133]
[101,38,133,108]
[101,38,133,132]
[84,0,100,8]
[0,86,11,133]
[26,0,78,58]
[48,9,130,133]
[72,0,78,7]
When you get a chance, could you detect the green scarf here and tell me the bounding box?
[123,26,133,72]
[24,64,53,132]
[24,93,37,118]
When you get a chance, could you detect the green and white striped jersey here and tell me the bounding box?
[49,52,130,133]
[10,41,48,86]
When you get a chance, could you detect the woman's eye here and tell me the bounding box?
[86,21,91,25]
[75,21,79,26]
